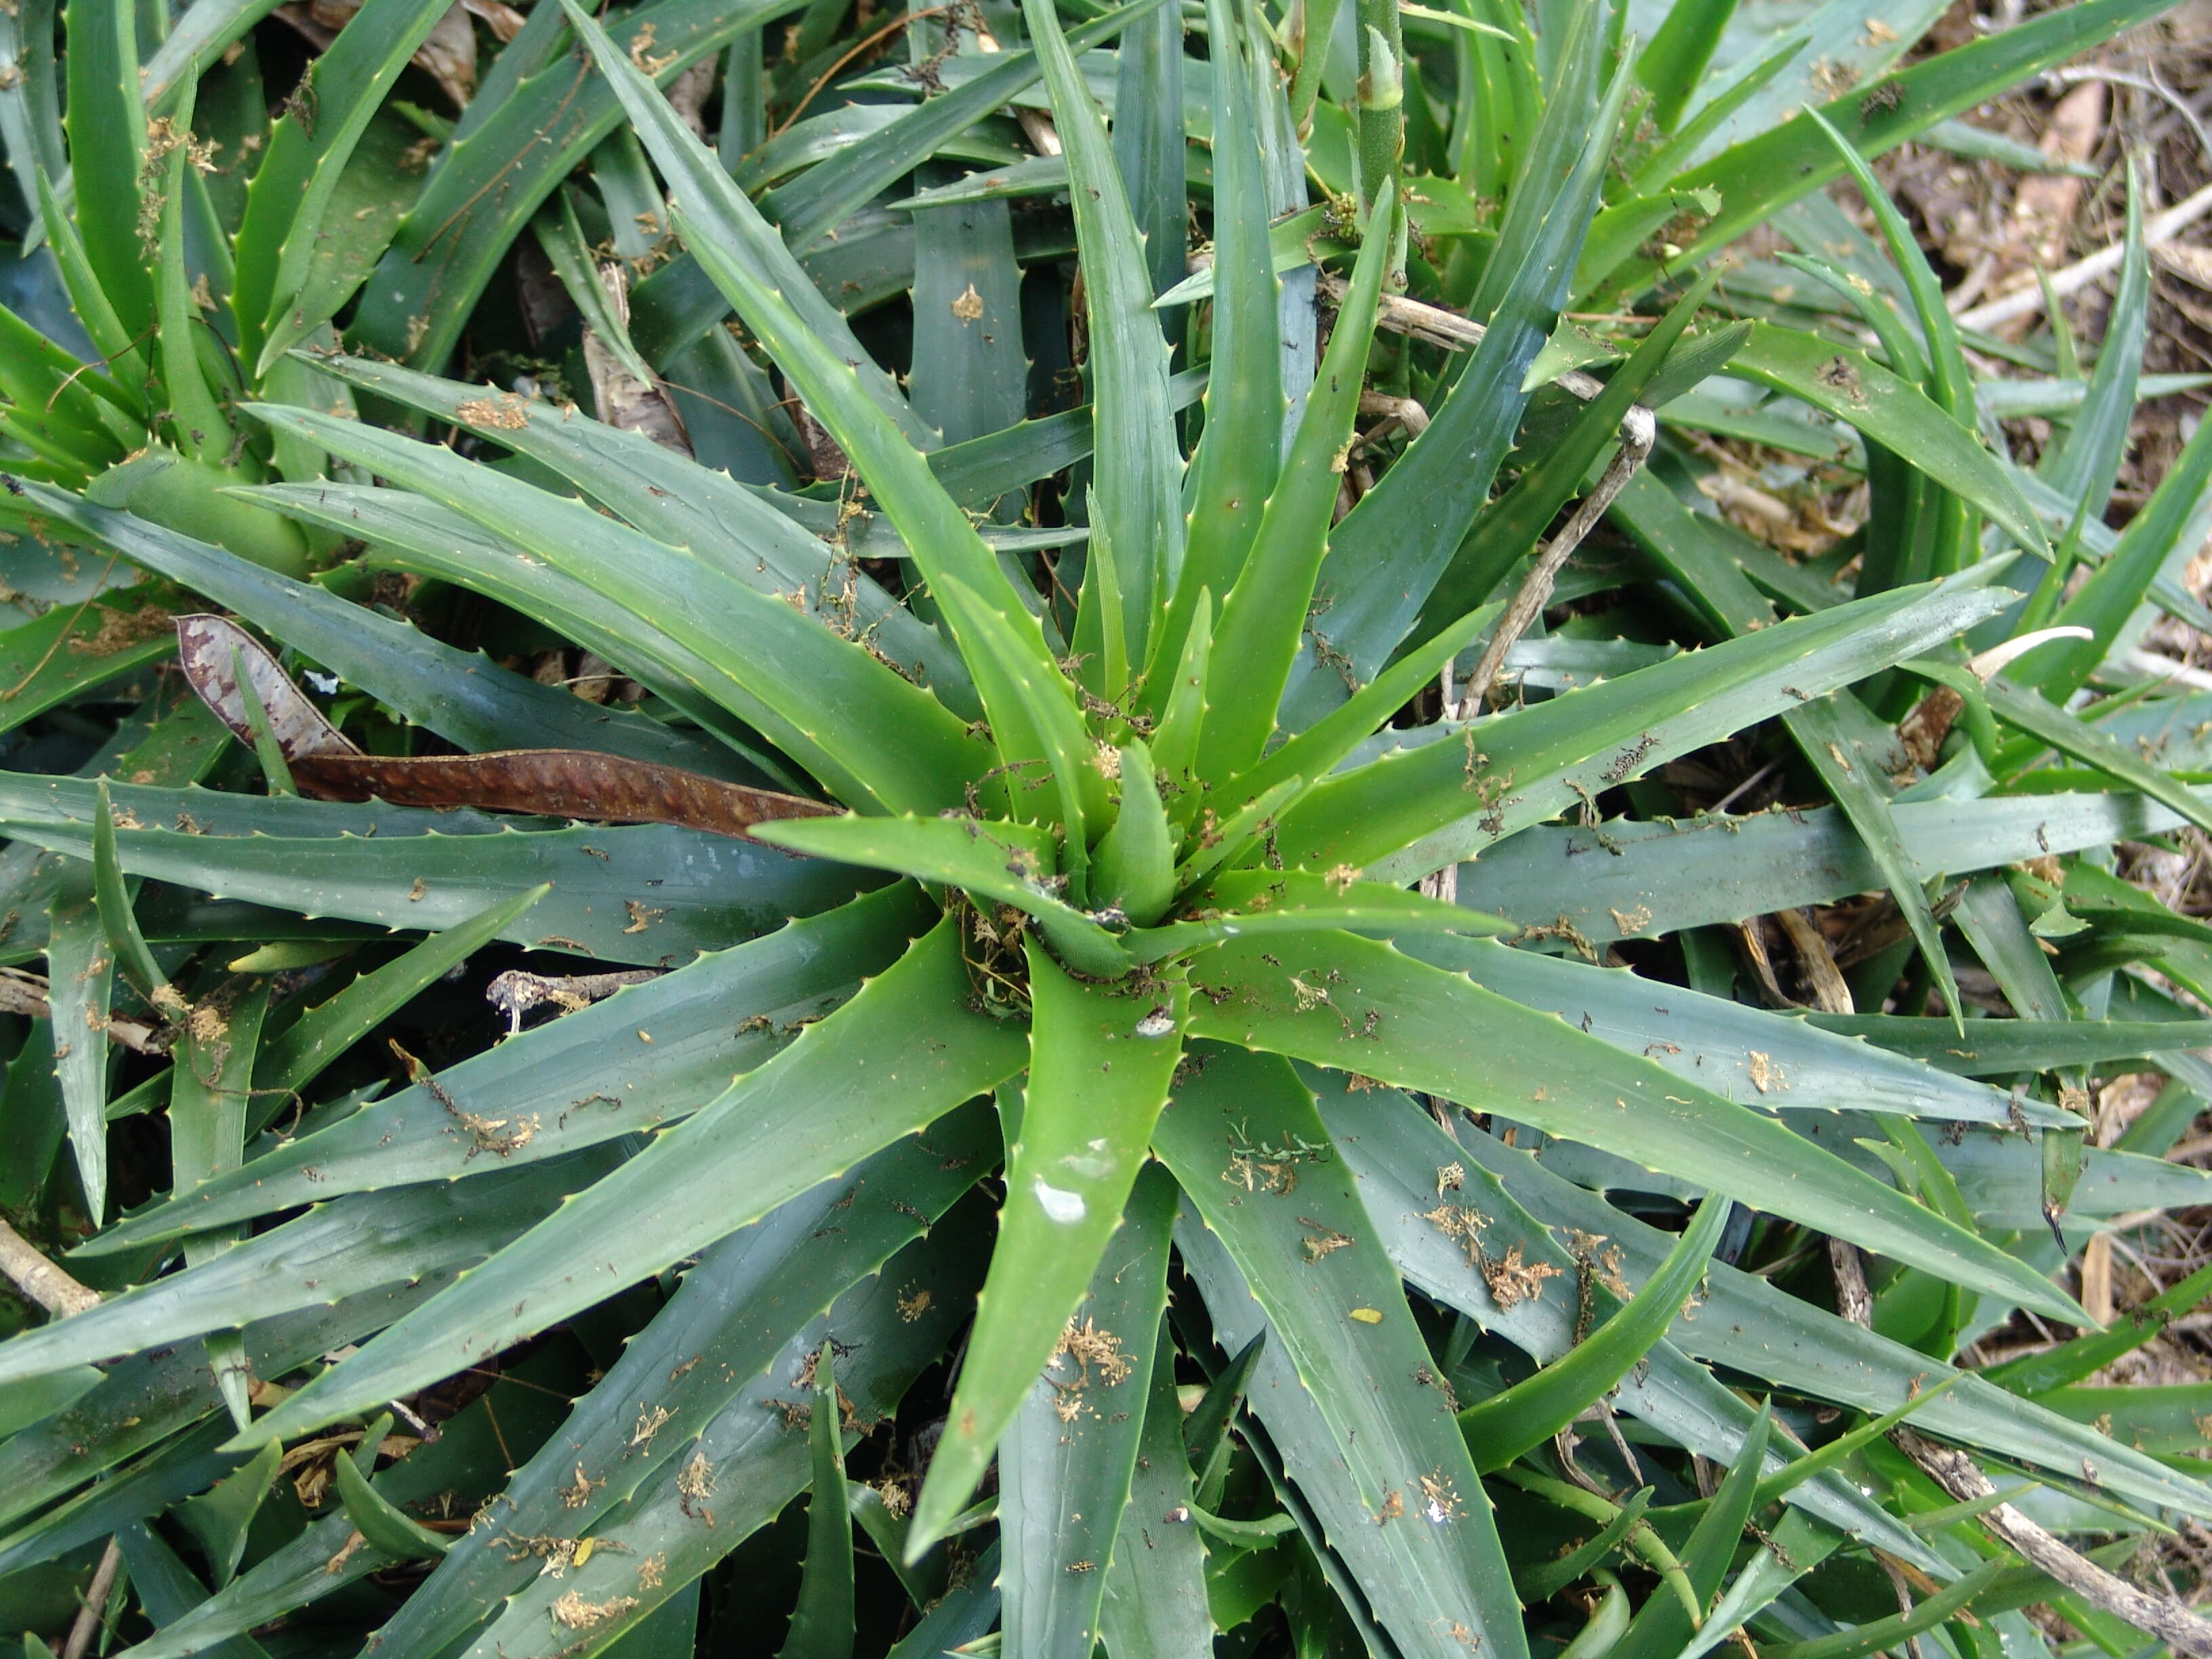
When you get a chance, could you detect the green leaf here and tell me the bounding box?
[176,1439,282,1590]
[1170,776,1303,895]
[1112,0,1187,300]
[1439,1109,2211,1517]
[72,454,310,577]
[1452,785,2205,951]
[1636,0,1739,129]
[0,588,177,741]
[1123,870,1511,964]
[62,0,151,337]
[233,0,454,368]
[0,0,66,253]
[562,16,1071,720]
[1763,1554,2015,1659]
[1987,1259,2212,1395]
[1515,1489,1655,1603]
[241,401,982,814]
[1093,744,1176,926]
[1415,268,1723,635]
[140,0,285,108]
[463,1230,984,1658]
[1458,1193,1730,1470]
[1750,1374,1966,1511]
[886,1544,1002,1659]
[1726,325,2044,555]
[350,0,808,375]
[1000,1165,1175,1657]
[238,480,809,785]
[1974,670,2212,838]
[332,1436,449,1561]
[1321,1078,1940,1562]
[366,1105,994,1658]
[1197,188,1397,776]
[33,167,148,418]
[1609,1406,1774,1659]
[237,918,1027,1443]
[1100,1313,1213,1659]
[1586,0,2174,297]
[1159,0,1282,684]
[771,0,1174,256]
[2035,165,2149,524]
[754,812,1128,979]
[89,884,932,1250]
[148,83,232,467]
[1150,589,1212,815]
[1222,602,1498,821]
[0,1277,462,1545]
[255,885,547,1105]
[90,779,167,1004]
[777,1342,855,1659]
[1286,41,1633,720]
[907,193,1028,453]
[0,1153,621,1388]
[930,572,1103,854]
[1020,0,1183,661]
[0,1365,102,1439]
[0,785,861,969]
[171,978,271,1429]
[1409,936,2055,1126]
[115,1516,276,1659]
[1808,1011,2212,1078]
[2028,388,2212,701]
[1784,691,1963,1029]
[533,190,657,386]
[1187,931,2086,1321]
[1279,569,2016,879]
[912,944,1186,1548]
[39,488,746,776]
[45,861,112,1219]
[290,349,975,714]
[1157,1049,1528,1659]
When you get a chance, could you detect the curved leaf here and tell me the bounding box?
[912,944,1186,1545]
[1188,930,2085,1321]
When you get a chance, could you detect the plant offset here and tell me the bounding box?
[9,0,2212,1656]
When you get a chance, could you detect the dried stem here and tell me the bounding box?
[0,1215,100,1317]
[0,966,169,1054]
[1954,178,2212,333]
[1832,1238,2212,1654]
[1456,408,1655,715]
[485,968,663,1036]
[61,1537,121,1659]
[1893,1427,2212,1656]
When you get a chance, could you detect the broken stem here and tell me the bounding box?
[1955,178,2212,333]
[0,1215,100,1317]
[1456,408,1655,716]
[61,1539,121,1659]
[1831,1239,2212,1656]
[485,968,663,1035]
[0,966,169,1054]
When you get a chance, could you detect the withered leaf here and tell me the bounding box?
[175,615,836,842]
[177,615,357,761]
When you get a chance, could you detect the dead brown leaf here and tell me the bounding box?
[176,615,837,841]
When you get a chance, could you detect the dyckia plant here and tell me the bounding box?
[11,0,2212,1651]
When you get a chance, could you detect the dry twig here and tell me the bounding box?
[485,968,663,1035]
[1956,180,2212,332]
[1831,1239,2212,1654]
[0,966,169,1054]
[0,1215,99,1316]
[61,1538,121,1659]
[1456,408,1656,715]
